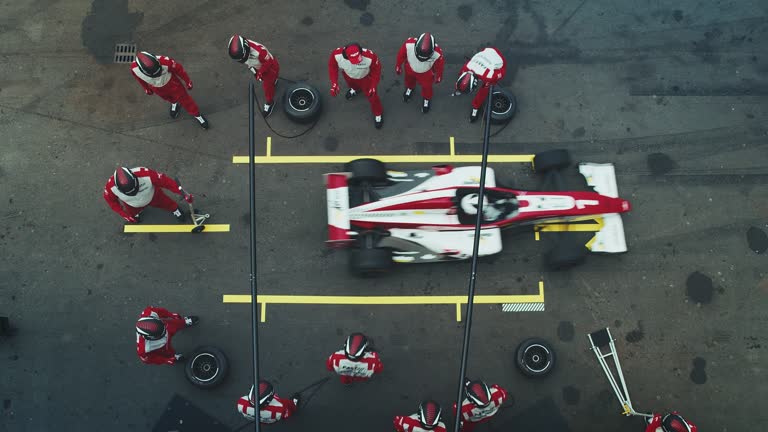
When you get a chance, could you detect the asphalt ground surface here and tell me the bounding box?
[1,0,768,431]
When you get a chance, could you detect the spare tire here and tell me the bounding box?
[345,158,387,184]
[515,338,556,378]
[350,247,393,276]
[533,149,571,173]
[185,346,229,388]
[283,82,322,124]
[490,87,517,125]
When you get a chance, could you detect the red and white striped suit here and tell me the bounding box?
[328,47,383,116]
[236,394,297,423]
[460,48,507,109]
[130,55,200,116]
[242,39,280,104]
[135,306,187,365]
[103,167,181,220]
[395,37,445,99]
[453,384,508,431]
[326,349,383,384]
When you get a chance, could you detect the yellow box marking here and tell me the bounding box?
[124,224,231,233]
[450,136,456,156]
[223,282,545,322]
[232,154,535,164]
[533,217,604,240]
[266,136,272,157]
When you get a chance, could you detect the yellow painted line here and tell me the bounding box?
[261,301,266,323]
[266,136,272,157]
[450,136,456,156]
[534,231,540,241]
[223,293,544,304]
[124,224,231,233]
[456,303,462,321]
[232,154,535,164]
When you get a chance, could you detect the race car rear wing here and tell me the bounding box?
[579,163,628,253]
[325,173,353,246]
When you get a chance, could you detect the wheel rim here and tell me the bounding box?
[523,344,551,372]
[491,92,512,115]
[191,353,219,382]
[289,88,314,112]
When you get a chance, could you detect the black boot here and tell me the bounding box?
[374,116,383,129]
[262,103,274,118]
[345,89,357,100]
[184,316,200,327]
[422,99,431,114]
[170,103,180,119]
[469,108,480,123]
[173,208,186,223]
[403,88,413,102]
[196,115,209,129]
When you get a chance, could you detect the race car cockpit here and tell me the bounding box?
[456,188,519,224]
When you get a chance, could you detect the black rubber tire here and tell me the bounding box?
[349,247,393,276]
[345,158,387,184]
[544,240,588,271]
[185,346,229,388]
[283,82,322,124]
[515,338,556,378]
[533,149,571,173]
[490,87,517,125]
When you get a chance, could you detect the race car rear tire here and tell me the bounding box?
[544,240,588,270]
[533,149,571,173]
[490,87,517,125]
[185,346,229,389]
[283,82,322,124]
[516,338,556,377]
[350,247,393,276]
[345,159,387,184]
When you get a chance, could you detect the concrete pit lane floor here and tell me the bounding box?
[2,1,768,431]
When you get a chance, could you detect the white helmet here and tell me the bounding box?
[460,193,488,215]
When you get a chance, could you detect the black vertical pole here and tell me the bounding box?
[248,81,262,432]
[452,85,495,432]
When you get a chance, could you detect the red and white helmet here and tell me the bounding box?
[455,71,478,94]
[344,333,369,360]
[465,380,491,407]
[135,317,166,340]
[136,52,161,78]
[228,35,251,63]
[249,380,275,408]
[418,400,442,429]
[662,413,692,432]
[414,33,435,61]
[114,166,139,196]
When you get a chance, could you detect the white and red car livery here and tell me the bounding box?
[325,156,630,269]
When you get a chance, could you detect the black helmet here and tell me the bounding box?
[228,35,251,63]
[249,380,275,408]
[418,400,442,429]
[455,71,478,94]
[344,333,369,360]
[415,33,435,61]
[114,167,139,196]
[466,380,491,407]
[135,317,166,340]
[662,414,692,432]
[136,52,162,78]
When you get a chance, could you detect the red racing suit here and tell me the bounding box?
[130,55,200,116]
[645,412,698,432]
[136,306,188,365]
[453,384,508,431]
[243,39,280,104]
[326,349,383,384]
[103,167,182,222]
[395,37,445,100]
[328,47,383,116]
[460,47,507,110]
[394,413,447,432]
[236,394,297,423]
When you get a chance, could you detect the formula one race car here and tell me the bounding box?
[325,150,631,275]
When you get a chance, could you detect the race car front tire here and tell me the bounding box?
[544,240,588,270]
[490,87,517,125]
[185,346,229,389]
[515,338,556,378]
[345,158,387,184]
[533,149,571,173]
[349,247,393,276]
[283,82,322,123]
